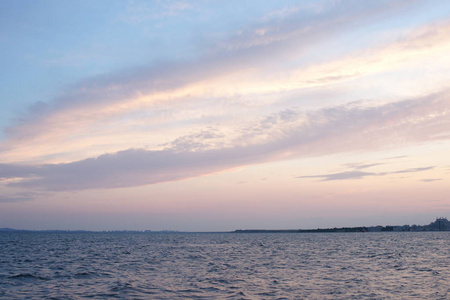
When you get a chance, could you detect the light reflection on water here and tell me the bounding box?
[0,232,448,299]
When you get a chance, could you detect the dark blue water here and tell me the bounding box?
[0,232,448,299]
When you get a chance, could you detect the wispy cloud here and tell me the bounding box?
[384,155,409,160]
[1,91,448,195]
[344,163,385,170]
[421,178,442,183]
[298,171,376,181]
[2,0,436,165]
[0,192,43,203]
[297,166,435,181]
[392,167,435,174]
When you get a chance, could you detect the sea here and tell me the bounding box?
[0,231,448,299]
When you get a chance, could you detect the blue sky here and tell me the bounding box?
[1,0,450,230]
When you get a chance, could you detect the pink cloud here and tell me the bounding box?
[1,90,448,195]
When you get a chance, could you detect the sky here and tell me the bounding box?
[1,0,449,231]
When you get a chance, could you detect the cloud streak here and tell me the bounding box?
[0,191,44,203]
[1,90,448,194]
[421,178,442,183]
[1,0,433,164]
[297,167,435,181]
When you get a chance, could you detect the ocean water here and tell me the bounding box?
[0,232,448,299]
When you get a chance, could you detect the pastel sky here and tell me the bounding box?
[1,0,449,231]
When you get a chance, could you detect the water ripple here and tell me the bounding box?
[0,232,449,299]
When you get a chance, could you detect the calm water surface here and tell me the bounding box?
[0,232,448,299]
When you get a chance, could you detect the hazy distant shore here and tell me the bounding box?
[2,217,449,233]
[236,217,450,233]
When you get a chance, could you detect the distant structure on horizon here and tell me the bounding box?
[367,217,450,232]
[234,217,450,233]
[433,217,450,231]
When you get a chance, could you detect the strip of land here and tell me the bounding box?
[233,217,450,233]
[1,218,448,233]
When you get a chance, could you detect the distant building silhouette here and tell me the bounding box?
[234,217,450,233]
[427,217,449,231]
[389,217,450,232]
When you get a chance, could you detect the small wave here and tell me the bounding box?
[432,271,440,275]
[8,273,49,280]
[74,271,98,278]
[200,286,221,292]
[82,292,121,298]
[415,267,434,272]
[226,291,246,298]
[110,282,135,292]
[177,288,202,293]
[257,291,278,297]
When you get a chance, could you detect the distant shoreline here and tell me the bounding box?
[235,217,450,233]
[1,217,448,233]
